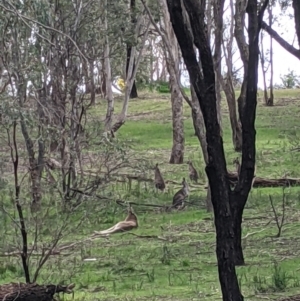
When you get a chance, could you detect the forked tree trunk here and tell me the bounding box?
[167,1,267,300]
[111,19,150,133]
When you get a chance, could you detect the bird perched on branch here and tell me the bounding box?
[172,178,189,210]
[93,205,138,236]
[187,160,199,183]
[154,163,166,192]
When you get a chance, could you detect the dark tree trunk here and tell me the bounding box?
[166,1,243,300]
[126,46,138,99]
[292,0,300,48]
[126,0,138,99]
[167,0,268,299]
[231,195,245,266]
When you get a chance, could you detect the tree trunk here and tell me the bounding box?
[158,0,185,164]
[166,1,243,299]
[292,0,300,48]
[111,19,150,133]
[89,59,96,105]
[268,4,274,106]
[126,46,138,99]
[231,196,245,266]
[126,0,138,99]
[169,75,184,164]
[259,32,269,105]
[213,0,224,136]
[222,79,243,152]
[234,0,249,122]
[104,0,114,130]
[167,0,267,298]
[190,86,213,211]
[221,0,242,152]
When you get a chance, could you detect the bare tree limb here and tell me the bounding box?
[261,21,300,60]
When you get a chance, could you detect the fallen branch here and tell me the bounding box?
[121,232,168,241]
[227,171,300,188]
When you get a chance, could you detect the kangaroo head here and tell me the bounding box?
[125,205,138,223]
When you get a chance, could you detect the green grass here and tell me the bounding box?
[1,89,300,300]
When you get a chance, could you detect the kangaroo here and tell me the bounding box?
[187,160,199,183]
[233,157,241,181]
[172,178,189,210]
[93,206,138,236]
[154,163,166,192]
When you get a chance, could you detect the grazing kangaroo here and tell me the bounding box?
[187,160,199,183]
[172,178,189,210]
[154,163,166,192]
[93,206,138,236]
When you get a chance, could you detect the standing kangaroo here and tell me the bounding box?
[187,160,199,183]
[233,157,241,180]
[154,163,166,192]
[172,178,189,210]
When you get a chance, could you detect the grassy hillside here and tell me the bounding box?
[1,88,300,301]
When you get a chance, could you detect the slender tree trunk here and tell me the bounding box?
[292,0,300,48]
[213,0,224,136]
[222,78,243,152]
[158,0,185,164]
[126,0,138,99]
[268,4,274,106]
[191,86,213,211]
[89,59,96,105]
[234,0,249,122]
[221,0,242,152]
[104,0,114,130]
[126,46,138,98]
[169,72,184,164]
[259,32,269,105]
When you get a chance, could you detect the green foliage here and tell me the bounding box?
[280,69,300,89]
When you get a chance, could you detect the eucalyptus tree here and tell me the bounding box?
[166,1,268,301]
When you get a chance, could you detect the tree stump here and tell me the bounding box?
[0,282,75,301]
